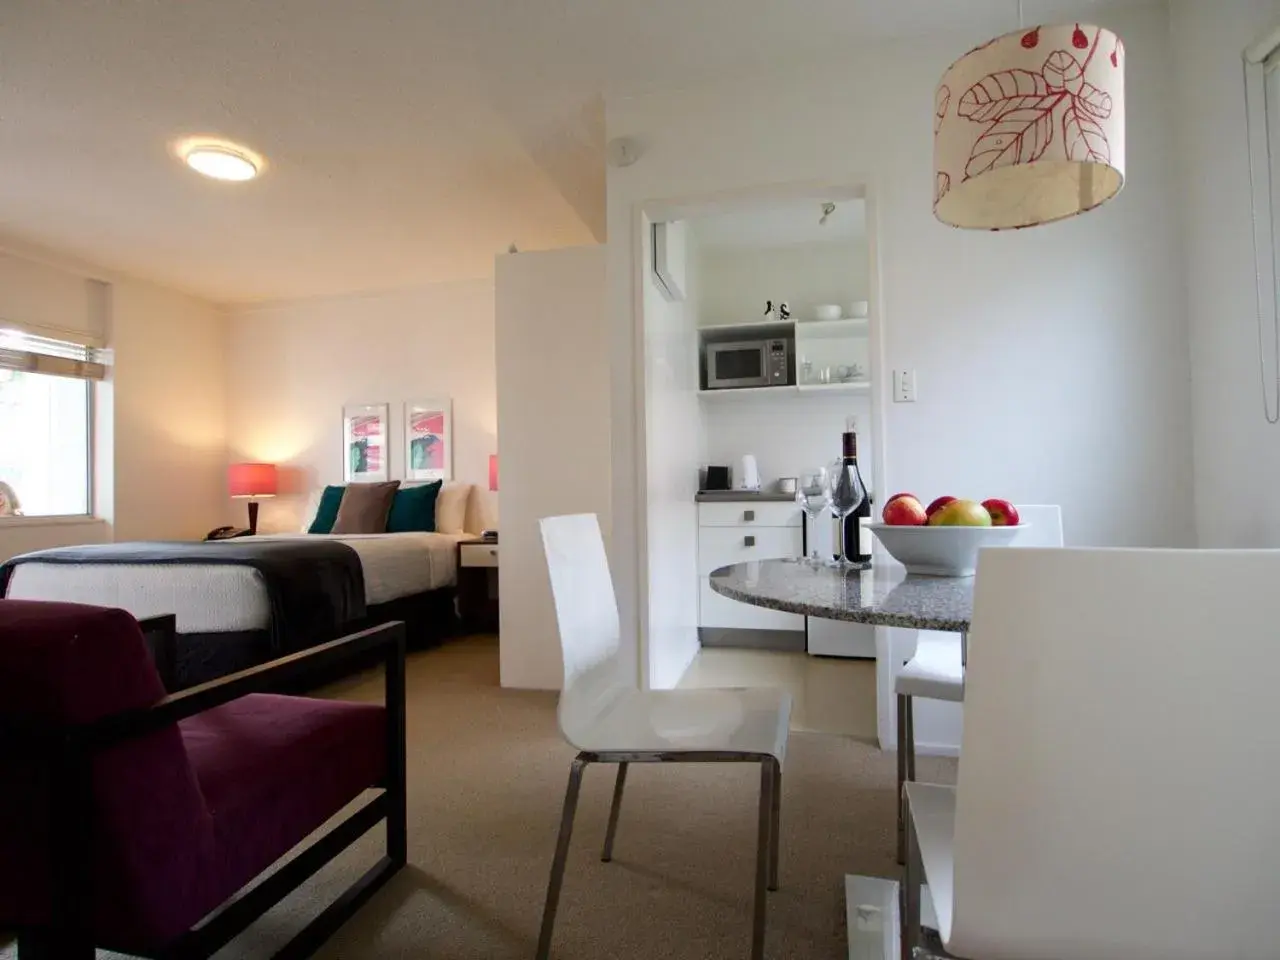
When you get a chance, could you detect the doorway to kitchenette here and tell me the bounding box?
[636,183,887,739]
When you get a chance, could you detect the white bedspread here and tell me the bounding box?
[4,532,471,633]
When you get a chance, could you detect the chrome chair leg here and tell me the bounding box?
[896,693,912,865]
[752,758,776,960]
[536,756,587,960]
[904,698,916,783]
[768,762,781,892]
[901,795,921,960]
[601,761,629,862]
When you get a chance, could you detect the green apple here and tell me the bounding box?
[927,499,992,527]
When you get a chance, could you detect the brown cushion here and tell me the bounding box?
[330,481,400,534]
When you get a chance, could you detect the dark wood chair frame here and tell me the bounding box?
[5,619,408,960]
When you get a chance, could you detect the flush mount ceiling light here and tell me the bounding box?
[934,22,1125,229]
[175,138,263,182]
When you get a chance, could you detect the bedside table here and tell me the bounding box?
[457,540,499,633]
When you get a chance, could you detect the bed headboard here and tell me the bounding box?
[462,483,488,536]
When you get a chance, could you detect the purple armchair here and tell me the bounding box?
[0,599,407,959]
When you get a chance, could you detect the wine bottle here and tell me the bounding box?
[840,431,872,565]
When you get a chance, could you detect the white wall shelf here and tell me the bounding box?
[797,381,871,394]
[794,317,870,339]
[698,382,871,400]
[698,319,793,342]
[698,317,870,341]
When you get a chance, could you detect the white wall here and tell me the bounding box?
[644,220,702,689]
[607,3,1193,672]
[0,243,229,561]
[1170,0,1280,546]
[495,246,610,690]
[697,241,869,327]
[109,279,228,542]
[224,280,498,533]
[701,393,874,493]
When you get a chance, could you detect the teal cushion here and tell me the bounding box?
[308,485,346,534]
[386,481,442,533]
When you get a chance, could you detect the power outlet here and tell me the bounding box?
[893,369,917,403]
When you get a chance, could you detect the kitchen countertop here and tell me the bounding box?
[695,491,798,502]
[708,558,973,632]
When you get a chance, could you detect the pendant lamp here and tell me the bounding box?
[934,23,1125,230]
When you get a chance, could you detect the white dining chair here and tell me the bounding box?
[537,514,791,960]
[902,545,1280,959]
[896,504,1062,863]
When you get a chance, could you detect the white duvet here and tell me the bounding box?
[4,532,471,634]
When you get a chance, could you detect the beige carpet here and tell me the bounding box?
[1,636,955,960]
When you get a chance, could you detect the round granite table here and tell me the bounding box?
[711,557,970,953]
[709,557,974,633]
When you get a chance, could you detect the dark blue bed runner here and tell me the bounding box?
[0,540,366,657]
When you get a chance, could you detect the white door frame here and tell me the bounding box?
[626,178,891,706]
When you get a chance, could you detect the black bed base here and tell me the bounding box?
[159,588,459,692]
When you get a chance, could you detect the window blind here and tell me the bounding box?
[0,330,108,381]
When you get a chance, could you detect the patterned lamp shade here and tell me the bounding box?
[934,23,1125,230]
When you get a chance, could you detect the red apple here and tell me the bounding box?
[882,495,928,526]
[925,495,957,518]
[885,492,917,508]
[981,498,1019,527]
[928,499,992,527]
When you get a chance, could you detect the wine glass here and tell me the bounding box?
[795,468,831,563]
[828,458,867,566]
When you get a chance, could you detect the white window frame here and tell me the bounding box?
[0,329,103,523]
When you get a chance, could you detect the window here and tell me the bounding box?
[0,330,104,518]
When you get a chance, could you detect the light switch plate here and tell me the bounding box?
[893,369,917,402]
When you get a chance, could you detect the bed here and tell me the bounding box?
[1,483,485,690]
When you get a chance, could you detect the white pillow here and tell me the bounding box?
[435,482,473,534]
[299,489,322,533]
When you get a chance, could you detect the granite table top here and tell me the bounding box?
[709,558,973,632]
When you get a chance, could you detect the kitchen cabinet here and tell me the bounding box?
[697,499,805,649]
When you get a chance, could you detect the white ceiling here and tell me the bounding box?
[2,0,1145,305]
[692,199,867,250]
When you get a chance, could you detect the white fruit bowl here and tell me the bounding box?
[867,522,1026,577]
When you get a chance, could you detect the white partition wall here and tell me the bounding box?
[495,245,611,689]
[643,217,702,689]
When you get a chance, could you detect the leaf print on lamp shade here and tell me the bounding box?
[934,23,1124,230]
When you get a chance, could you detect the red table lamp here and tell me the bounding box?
[228,462,278,534]
[488,454,499,492]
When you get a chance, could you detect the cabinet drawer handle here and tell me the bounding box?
[744,510,755,522]
[744,535,756,547]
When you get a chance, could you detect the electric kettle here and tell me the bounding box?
[736,454,761,492]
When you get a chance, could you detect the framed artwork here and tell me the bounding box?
[404,398,452,482]
[342,403,389,482]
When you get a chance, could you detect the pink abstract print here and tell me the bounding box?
[409,411,445,471]
[350,414,384,473]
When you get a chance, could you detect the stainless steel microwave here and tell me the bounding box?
[705,338,792,389]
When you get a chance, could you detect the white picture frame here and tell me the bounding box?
[342,402,390,482]
[404,398,452,482]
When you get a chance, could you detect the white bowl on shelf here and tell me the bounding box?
[849,300,869,318]
[812,304,842,322]
[866,522,1026,577]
